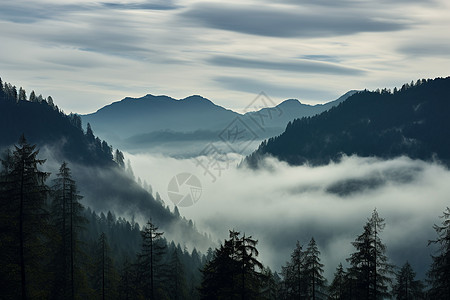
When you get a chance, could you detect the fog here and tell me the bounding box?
[128,152,449,280]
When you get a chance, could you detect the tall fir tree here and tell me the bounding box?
[303,237,326,300]
[0,135,50,299]
[49,161,87,299]
[329,263,346,300]
[347,209,393,300]
[427,207,450,299]
[136,220,166,299]
[393,261,424,300]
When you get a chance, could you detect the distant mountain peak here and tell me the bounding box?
[277,99,302,107]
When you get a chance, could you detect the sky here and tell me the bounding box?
[1,0,449,114]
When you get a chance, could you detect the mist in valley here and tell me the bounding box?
[128,151,448,280]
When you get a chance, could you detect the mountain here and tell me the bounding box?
[82,94,240,144]
[0,78,211,250]
[82,92,356,154]
[245,77,450,167]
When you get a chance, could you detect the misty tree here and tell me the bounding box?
[92,232,118,299]
[393,262,424,300]
[0,135,50,299]
[200,230,264,299]
[136,220,166,299]
[346,209,393,300]
[303,237,326,300]
[18,87,26,101]
[329,263,346,300]
[50,161,87,299]
[114,149,125,168]
[427,207,450,299]
[86,123,95,141]
[29,90,36,102]
[280,241,306,299]
[166,246,188,300]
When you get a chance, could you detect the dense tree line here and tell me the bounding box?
[1,137,450,299]
[246,77,450,167]
[0,137,205,299]
[0,76,118,167]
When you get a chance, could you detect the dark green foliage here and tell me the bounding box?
[329,263,346,299]
[136,220,167,299]
[92,232,119,299]
[280,238,326,299]
[0,136,50,299]
[304,237,326,299]
[280,241,306,299]
[393,262,424,299]
[199,230,265,299]
[49,162,87,299]
[246,77,450,167]
[346,209,393,300]
[427,207,450,299]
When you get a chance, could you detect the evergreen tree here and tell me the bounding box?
[0,135,50,299]
[18,87,27,101]
[303,237,326,300]
[167,247,188,300]
[93,232,118,299]
[280,241,306,299]
[393,262,424,299]
[200,230,264,299]
[114,149,125,168]
[427,207,450,299]
[347,209,393,299]
[136,220,166,299]
[49,161,87,299]
[329,263,346,300]
[29,90,36,102]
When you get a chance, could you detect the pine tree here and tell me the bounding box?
[280,241,306,299]
[167,247,188,300]
[329,263,346,299]
[50,162,87,299]
[304,237,326,300]
[29,90,36,102]
[0,135,50,299]
[427,207,450,299]
[114,149,125,168]
[199,230,264,299]
[18,87,27,101]
[136,220,166,299]
[347,209,393,300]
[93,232,118,299]
[393,262,424,299]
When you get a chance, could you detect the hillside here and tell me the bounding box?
[0,78,211,250]
[245,77,450,166]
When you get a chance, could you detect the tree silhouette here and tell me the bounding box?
[427,207,450,299]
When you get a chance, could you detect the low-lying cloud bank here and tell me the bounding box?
[129,153,449,280]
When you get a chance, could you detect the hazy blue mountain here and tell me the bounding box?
[245,77,450,167]
[82,92,356,154]
[0,81,211,250]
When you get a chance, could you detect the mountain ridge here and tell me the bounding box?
[244,77,450,167]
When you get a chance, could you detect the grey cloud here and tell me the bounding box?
[0,1,178,24]
[101,1,179,11]
[399,43,450,58]
[181,3,409,38]
[215,76,336,100]
[209,55,366,76]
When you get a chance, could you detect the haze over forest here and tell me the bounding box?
[1,0,450,299]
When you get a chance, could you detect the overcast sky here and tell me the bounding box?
[0,0,449,114]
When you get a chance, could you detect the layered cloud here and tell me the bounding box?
[0,0,449,114]
[128,152,449,280]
